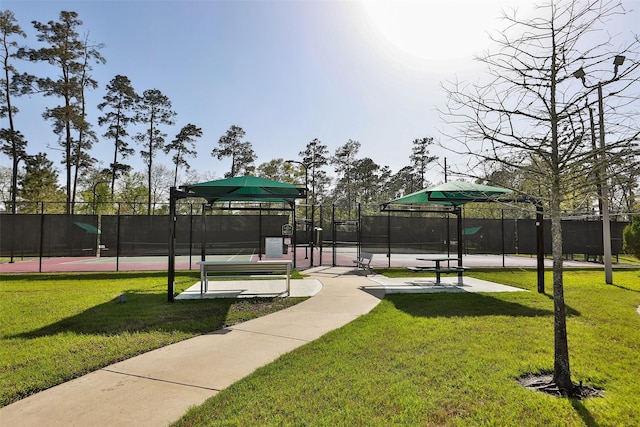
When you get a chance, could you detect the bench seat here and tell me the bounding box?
[353,252,374,275]
[407,266,468,273]
[406,265,469,284]
[197,261,292,296]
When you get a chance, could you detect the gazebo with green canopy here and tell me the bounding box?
[382,181,544,290]
[167,175,307,302]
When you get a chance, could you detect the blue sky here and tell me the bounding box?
[2,0,638,185]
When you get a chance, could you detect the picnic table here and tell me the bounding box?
[407,255,467,284]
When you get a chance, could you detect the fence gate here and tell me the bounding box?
[330,203,361,267]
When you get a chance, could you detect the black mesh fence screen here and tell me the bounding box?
[45,215,99,257]
[98,214,290,257]
[101,215,169,256]
[0,214,41,258]
[0,214,98,257]
[0,210,630,260]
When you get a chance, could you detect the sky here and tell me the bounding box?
[2,0,638,186]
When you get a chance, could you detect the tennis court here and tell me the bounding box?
[0,246,596,274]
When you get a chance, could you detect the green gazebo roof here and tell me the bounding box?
[387,181,512,207]
[180,175,306,204]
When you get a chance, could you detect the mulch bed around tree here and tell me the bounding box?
[517,374,604,399]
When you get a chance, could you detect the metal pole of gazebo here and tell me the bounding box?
[291,202,297,269]
[455,206,463,283]
[201,203,206,262]
[168,187,177,303]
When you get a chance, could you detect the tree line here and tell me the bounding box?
[1,9,441,215]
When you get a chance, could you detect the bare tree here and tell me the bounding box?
[440,0,640,395]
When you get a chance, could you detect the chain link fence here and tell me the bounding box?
[0,201,630,267]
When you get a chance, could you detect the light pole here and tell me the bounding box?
[573,55,625,284]
[286,160,310,259]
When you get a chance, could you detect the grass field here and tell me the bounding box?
[2,268,640,426]
[173,269,640,427]
[0,271,306,407]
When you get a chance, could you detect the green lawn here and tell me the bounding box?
[0,271,306,407]
[173,269,640,427]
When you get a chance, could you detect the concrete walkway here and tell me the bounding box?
[0,267,384,427]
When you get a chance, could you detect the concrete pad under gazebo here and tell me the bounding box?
[382,181,546,293]
[167,175,308,302]
[175,277,323,299]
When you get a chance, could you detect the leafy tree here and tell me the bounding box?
[298,138,330,205]
[18,152,65,212]
[74,166,112,214]
[135,88,175,214]
[0,164,13,206]
[440,0,640,395]
[309,169,331,205]
[385,165,420,200]
[351,157,382,204]
[609,154,639,215]
[0,10,30,214]
[164,123,202,187]
[211,125,256,178]
[115,170,148,214]
[98,75,139,196]
[69,33,103,213]
[623,215,640,258]
[331,139,361,211]
[149,164,172,214]
[20,11,105,213]
[256,158,296,183]
[410,137,437,189]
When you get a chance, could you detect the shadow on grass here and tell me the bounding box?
[610,282,640,293]
[0,271,174,282]
[571,398,599,427]
[9,291,238,338]
[385,292,580,318]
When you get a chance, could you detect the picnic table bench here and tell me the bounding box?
[407,256,469,284]
[197,260,292,296]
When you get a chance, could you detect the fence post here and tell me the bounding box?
[38,202,44,273]
[189,204,193,269]
[116,203,121,272]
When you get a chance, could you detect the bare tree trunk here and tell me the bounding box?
[550,179,574,393]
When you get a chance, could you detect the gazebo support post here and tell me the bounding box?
[455,206,463,283]
[291,201,297,269]
[168,187,177,303]
[201,203,206,262]
[258,208,263,260]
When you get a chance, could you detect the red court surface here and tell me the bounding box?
[0,247,597,274]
